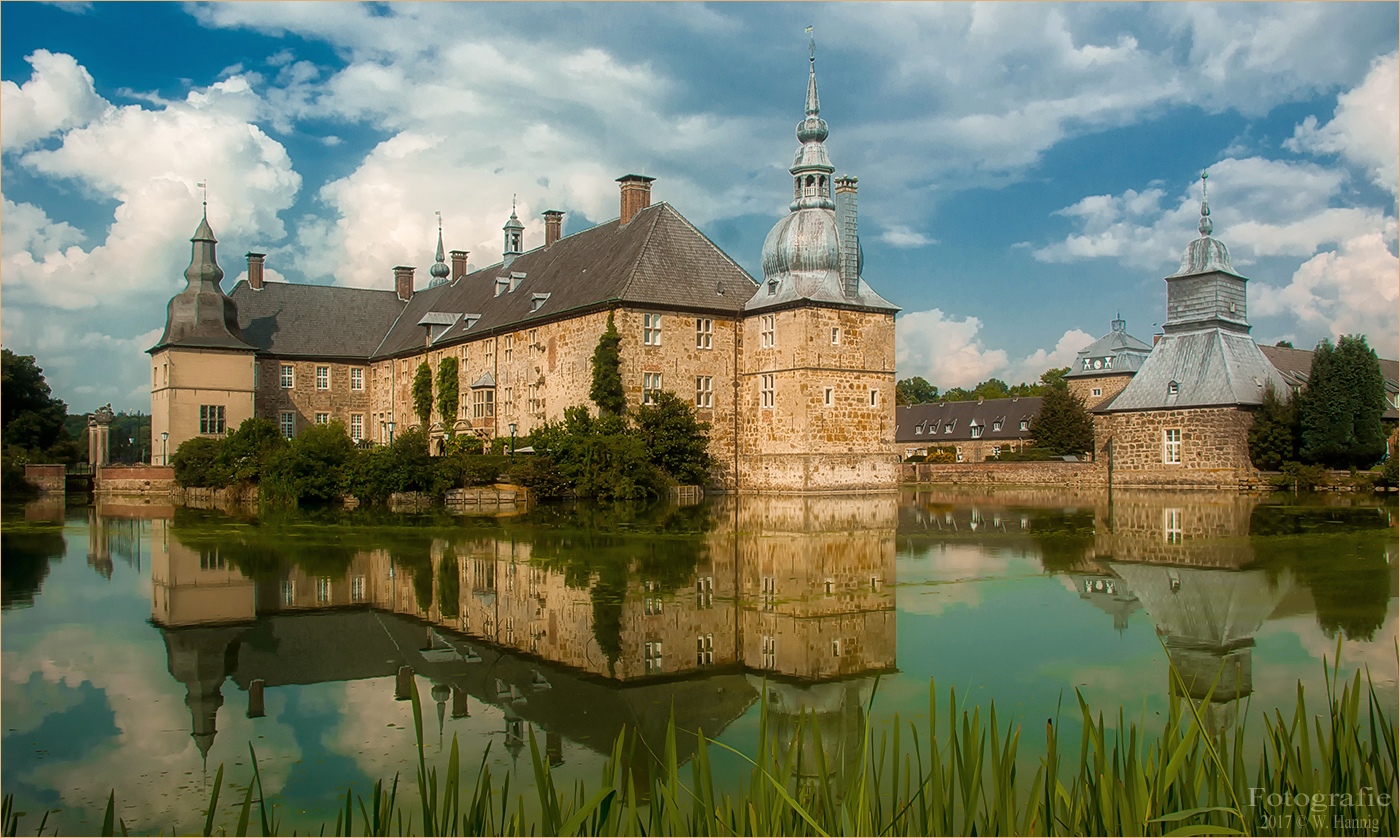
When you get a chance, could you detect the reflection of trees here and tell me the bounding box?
[439,552,460,619]
[1028,510,1097,572]
[1,525,65,608]
[1249,504,1392,642]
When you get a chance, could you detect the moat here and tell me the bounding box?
[2,489,1396,834]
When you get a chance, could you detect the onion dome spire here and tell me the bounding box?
[1198,170,1213,237]
[789,26,834,212]
[1170,168,1233,276]
[428,211,450,287]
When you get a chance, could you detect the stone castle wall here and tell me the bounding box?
[1096,406,1257,489]
[255,358,374,439]
[96,465,176,496]
[1068,372,1133,410]
[23,464,66,493]
[902,460,1106,487]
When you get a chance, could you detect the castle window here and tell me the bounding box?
[956,447,964,463]
[831,638,842,657]
[761,576,776,611]
[1019,419,1029,432]
[350,414,364,441]
[824,387,833,407]
[281,580,295,605]
[970,422,983,439]
[280,364,293,389]
[200,549,223,570]
[530,292,550,312]
[643,372,663,405]
[915,424,923,435]
[351,368,364,391]
[697,634,714,666]
[315,413,329,425]
[644,641,663,673]
[1092,387,1102,398]
[831,327,841,345]
[315,366,330,390]
[495,277,509,296]
[1164,508,1183,544]
[351,576,366,602]
[761,634,776,668]
[472,389,495,419]
[696,318,713,349]
[992,445,1002,457]
[528,383,543,415]
[992,418,1003,432]
[316,577,332,603]
[760,314,776,348]
[643,313,662,346]
[199,405,226,435]
[485,341,495,366]
[695,576,713,609]
[944,421,954,434]
[1163,428,1182,464]
[279,412,295,439]
[695,376,712,409]
[504,335,514,364]
[760,374,775,409]
[870,389,879,407]
[503,386,514,414]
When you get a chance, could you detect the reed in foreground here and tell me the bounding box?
[6,655,1395,836]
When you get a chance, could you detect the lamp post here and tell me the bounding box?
[387,420,396,445]
[161,431,168,466]
[508,422,517,465]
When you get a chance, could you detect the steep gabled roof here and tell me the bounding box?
[895,396,1043,444]
[229,281,407,359]
[374,202,757,358]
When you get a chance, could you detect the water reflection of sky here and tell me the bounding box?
[2,491,1396,834]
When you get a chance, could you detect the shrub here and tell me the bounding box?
[1379,456,1398,489]
[991,447,1058,462]
[925,446,957,464]
[1271,461,1330,492]
[221,417,286,484]
[171,436,230,487]
[262,421,356,505]
[634,391,712,485]
[506,455,568,499]
[412,361,433,428]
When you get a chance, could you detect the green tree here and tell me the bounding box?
[1300,335,1387,469]
[221,417,287,484]
[2,349,74,457]
[971,377,1011,401]
[1247,384,1298,471]
[1039,366,1070,391]
[590,312,626,416]
[171,436,229,487]
[895,376,938,405]
[1275,340,1294,348]
[530,406,662,501]
[634,390,712,485]
[412,361,433,428]
[435,356,460,434]
[1031,386,1094,456]
[264,420,356,505]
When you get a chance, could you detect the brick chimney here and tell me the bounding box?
[834,176,859,298]
[450,250,469,283]
[543,210,564,247]
[617,174,655,225]
[1153,332,1164,346]
[246,252,266,290]
[394,266,416,302]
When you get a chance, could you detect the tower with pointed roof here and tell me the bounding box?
[738,33,900,492]
[1065,316,1153,408]
[428,213,451,288]
[149,205,257,465]
[1093,174,1289,487]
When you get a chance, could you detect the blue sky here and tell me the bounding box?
[3,2,1396,412]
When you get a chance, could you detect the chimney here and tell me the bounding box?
[834,176,859,298]
[394,266,416,302]
[617,174,655,225]
[1153,332,1164,346]
[450,250,469,283]
[543,210,564,247]
[246,252,266,290]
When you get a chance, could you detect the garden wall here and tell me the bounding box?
[23,464,65,493]
[96,465,175,496]
[901,460,1106,488]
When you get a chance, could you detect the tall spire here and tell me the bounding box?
[805,25,819,118]
[1197,170,1213,237]
[790,26,834,211]
[428,211,450,287]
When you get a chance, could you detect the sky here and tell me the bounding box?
[3,2,1397,414]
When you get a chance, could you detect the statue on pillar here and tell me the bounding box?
[88,404,115,468]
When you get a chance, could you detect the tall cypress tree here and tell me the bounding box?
[1031,385,1094,456]
[590,312,626,416]
[1247,384,1298,470]
[1300,335,1387,468]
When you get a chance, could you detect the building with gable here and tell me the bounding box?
[1065,317,1153,410]
[150,49,898,493]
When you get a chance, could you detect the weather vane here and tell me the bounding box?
[807,25,815,62]
[1200,169,1209,201]
[196,179,208,207]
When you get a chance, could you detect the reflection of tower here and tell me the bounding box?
[150,518,257,627]
[1065,573,1141,632]
[1109,563,1293,734]
[749,677,872,798]
[162,625,248,766]
[87,507,114,580]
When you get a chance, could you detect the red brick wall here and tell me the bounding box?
[24,464,65,492]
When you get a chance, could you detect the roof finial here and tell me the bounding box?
[807,24,815,64]
[196,180,208,215]
[1198,170,1212,237]
[429,210,450,286]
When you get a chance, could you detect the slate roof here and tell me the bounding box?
[1099,330,1289,412]
[1259,343,1400,420]
[229,281,407,359]
[1065,319,1153,379]
[895,396,1043,444]
[374,202,758,358]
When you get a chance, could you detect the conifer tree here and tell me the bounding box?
[1300,335,1387,468]
[1247,384,1298,470]
[590,312,626,416]
[1031,384,1094,456]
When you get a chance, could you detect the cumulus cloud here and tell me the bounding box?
[1007,329,1097,385]
[896,308,1009,389]
[1286,52,1399,196]
[880,226,936,249]
[0,49,109,149]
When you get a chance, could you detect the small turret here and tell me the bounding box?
[151,206,254,351]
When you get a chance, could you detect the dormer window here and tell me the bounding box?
[463,314,481,330]
[530,292,550,312]
[1019,419,1029,431]
[509,272,525,292]
[944,421,955,434]
[914,424,923,435]
[970,422,983,439]
[495,277,509,296]
[992,418,1003,432]
[1167,380,1180,396]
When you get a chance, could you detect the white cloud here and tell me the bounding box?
[896,308,1009,388]
[880,226,936,249]
[1286,52,1399,196]
[2,198,85,253]
[0,49,109,149]
[1008,329,1097,385]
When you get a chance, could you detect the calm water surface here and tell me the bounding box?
[3,489,1396,834]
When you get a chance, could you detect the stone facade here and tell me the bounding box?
[1068,372,1134,411]
[151,347,256,464]
[902,460,1105,487]
[1095,406,1257,489]
[255,358,373,441]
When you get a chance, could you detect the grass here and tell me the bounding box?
[3,649,1395,836]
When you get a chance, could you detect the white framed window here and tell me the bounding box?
[761,576,776,611]
[915,425,924,436]
[644,581,663,615]
[316,366,330,390]
[1092,387,1102,398]
[761,634,776,669]
[199,404,226,435]
[473,389,495,418]
[824,387,833,407]
[760,373,775,408]
[1163,428,1182,464]
[1167,380,1180,396]
[351,368,364,391]
[956,447,964,463]
[643,372,663,405]
[644,641,663,673]
[992,445,1002,457]
[992,418,1004,431]
[695,576,713,609]
[760,314,776,348]
[695,376,712,409]
[280,364,294,389]
[351,576,366,602]
[1164,508,1183,544]
[280,580,295,605]
[315,413,330,425]
[200,548,224,570]
[279,412,295,439]
[970,423,983,439]
[643,313,662,346]
[528,383,543,415]
[350,414,364,441]
[831,638,842,657]
[485,341,495,366]
[944,422,955,434]
[696,318,712,349]
[831,326,841,345]
[870,389,879,407]
[528,328,539,353]
[696,634,714,666]
[1019,419,1029,431]
[316,577,332,603]
[503,386,514,414]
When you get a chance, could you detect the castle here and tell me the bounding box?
[150,49,900,493]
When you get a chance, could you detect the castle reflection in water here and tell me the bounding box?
[113,488,1393,787]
